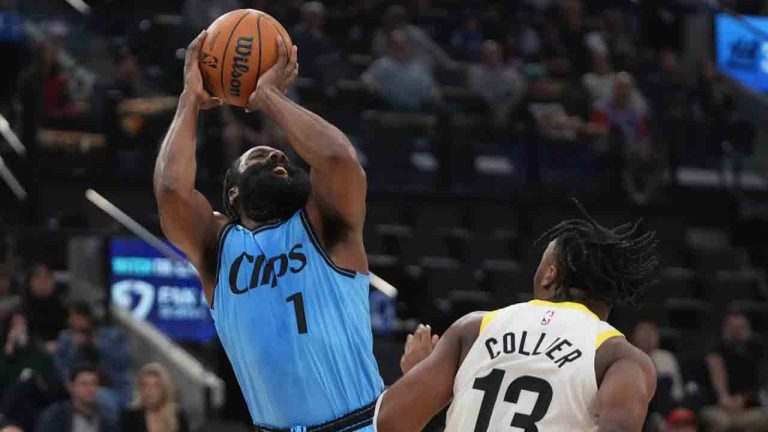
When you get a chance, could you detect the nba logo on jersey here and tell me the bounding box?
[541,310,555,326]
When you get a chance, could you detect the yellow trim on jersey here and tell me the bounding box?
[528,299,599,320]
[595,329,624,349]
[479,310,500,334]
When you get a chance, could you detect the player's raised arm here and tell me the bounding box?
[154,31,226,297]
[595,338,657,432]
[246,37,367,272]
[375,313,484,432]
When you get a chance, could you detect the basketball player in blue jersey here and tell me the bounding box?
[154,32,383,431]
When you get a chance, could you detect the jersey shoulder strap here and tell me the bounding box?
[595,321,624,350]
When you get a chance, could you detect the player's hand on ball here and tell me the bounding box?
[183,30,223,110]
[246,36,299,112]
[400,324,439,375]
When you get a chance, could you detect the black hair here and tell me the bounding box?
[222,157,242,221]
[68,300,94,322]
[536,199,658,305]
[68,364,100,383]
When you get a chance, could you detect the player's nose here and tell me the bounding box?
[268,151,288,165]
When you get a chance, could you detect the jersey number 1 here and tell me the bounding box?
[472,369,553,432]
[286,292,308,334]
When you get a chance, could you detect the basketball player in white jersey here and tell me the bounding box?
[375,202,659,431]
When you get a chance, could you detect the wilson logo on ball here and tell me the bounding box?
[230,36,253,97]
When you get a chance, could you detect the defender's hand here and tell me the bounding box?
[246,36,298,112]
[400,324,439,375]
[183,30,222,110]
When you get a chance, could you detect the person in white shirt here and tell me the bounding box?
[467,40,526,124]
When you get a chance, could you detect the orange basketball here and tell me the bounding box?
[199,9,293,107]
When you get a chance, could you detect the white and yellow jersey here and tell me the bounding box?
[445,300,623,432]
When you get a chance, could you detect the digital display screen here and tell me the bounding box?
[715,13,768,92]
[109,237,216,342]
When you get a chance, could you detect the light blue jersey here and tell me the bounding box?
[210,209,384,430]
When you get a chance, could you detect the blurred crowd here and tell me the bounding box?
[2,1,768,431]
[0,263,189,432]
[3,0,761,215]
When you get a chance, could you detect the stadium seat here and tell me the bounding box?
[702,269,761,303]
[412,202,469,232]
[419,257,477,301]
[664,298,713,331]
[480,259,528,304]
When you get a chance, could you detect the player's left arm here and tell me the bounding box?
[375,313,483,432]
[247,37,367,272]
[596,339,657,432]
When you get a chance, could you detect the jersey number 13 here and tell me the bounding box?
[472,369,553,432]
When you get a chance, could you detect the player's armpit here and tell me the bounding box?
[596,342,657,432]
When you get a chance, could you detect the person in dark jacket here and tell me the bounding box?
[35,364,117,432]
[120,363,189,432]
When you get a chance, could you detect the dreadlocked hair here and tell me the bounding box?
[536,199,658,306]
[222,158,242,221]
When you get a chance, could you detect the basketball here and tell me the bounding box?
[199,9,293,107]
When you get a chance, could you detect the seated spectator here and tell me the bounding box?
[630,320,684,421]
[0,265,21,322]
[54,302,131,418]
[371,5,455,70]
[702,311,768,432]
[24,263,67,352]
[467,40,526,125]
[0,312,58,431]
[666,408,698,432]
[362,30,440,111]
[0,312,56,394]
[292,1,337,80]
[581,55,615,102]
[35,365,117,432]
[120,363,189,432]
[591,72,649,148]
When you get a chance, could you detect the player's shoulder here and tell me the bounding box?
[596,336,656,386]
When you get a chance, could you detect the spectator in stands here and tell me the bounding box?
[582,55,615,102]
[362,30,440,111]
[450,14,483,61]
[54,302,131,419]
[591,72,649,149]
[35,364,117,432]
[467,40,526,125]
[702,311,768,432]
[293,1,337,80]
[182,0,242,32]
[601,9,637,71]
[0,265,21,322]
[0,312,58,431]
[557,0,591,74]
[630,320,685,421]
[666,408,698,432]
[120,363,189,432]
[0,423,22,432]
[24,263,67,352]
[346,0,387,54]
[371,5,455,70]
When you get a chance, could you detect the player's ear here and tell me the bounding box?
[228,186,239,207]
[542,263,557,287]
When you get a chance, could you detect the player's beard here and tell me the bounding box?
[235,160,311,223]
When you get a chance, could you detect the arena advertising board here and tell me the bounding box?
[716,13,768,92]
[109,236,216,342]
